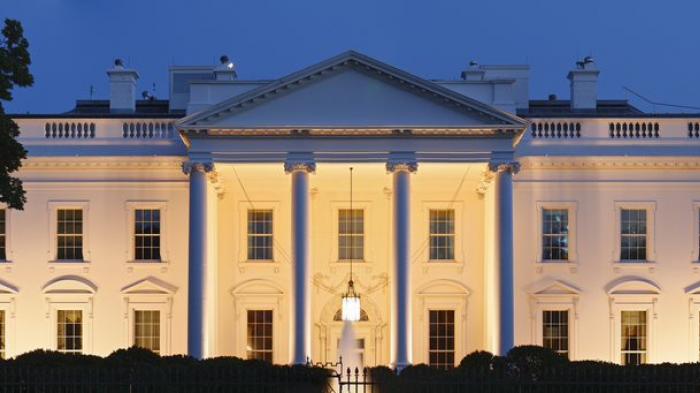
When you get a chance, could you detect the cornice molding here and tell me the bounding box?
[520,157,700,170]
[22,158,184,170]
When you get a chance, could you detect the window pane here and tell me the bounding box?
[338,209,364,260]
[134,209,161,261]
[247,310,273,362]
[542,310,569,358]
[621,310,647,365]
[57,310,83,354]
[247,210,273,260]
[542,209,569,261]
[429,210,455,261]
[57,209,84,261]
[134,310,161,353]
[620,209,647,261]
[428,310,455,369]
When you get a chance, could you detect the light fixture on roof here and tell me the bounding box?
[341,167,361,322]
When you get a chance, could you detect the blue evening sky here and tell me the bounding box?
[2,0,699,114]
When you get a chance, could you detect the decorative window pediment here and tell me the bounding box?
[42,276,96,295]
[0,279,18,295]
[417,279,470,297]
[121,277,177,295]
[530,280,581,297]
[607,278,660,297]
[231,279,284,297]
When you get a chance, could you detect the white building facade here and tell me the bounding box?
[2,51,699,368]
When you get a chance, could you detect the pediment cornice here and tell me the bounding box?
[178,51,527,132]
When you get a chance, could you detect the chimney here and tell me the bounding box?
[567,56,599,110]
[107,58,139,113]
[460,60,485,81]
[214,55,237,81]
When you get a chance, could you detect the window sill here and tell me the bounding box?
[420,260,465,273]
[126,260,169,273]
[612,260,656,273]
[534,260,578,274]
[48,260,91,273]
[237,260,282,274]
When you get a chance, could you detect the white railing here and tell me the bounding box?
[15,117,180,144]
[527,117,700,142]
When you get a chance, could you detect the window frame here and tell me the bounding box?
[613,202,656,264]
[427,309,456,369]
[619,310,648,366]
[121,278,174,355]
[247,209,274,261]
[528,281,579,360]
[246,309,274,362]
[0,289,16,359]
[535,202,577,264]
[237,201,281,264]
[428,209,456,262]
[125,202,169,264]
[129,307,166,354]
[338,208,365,262]
[48,201,90,263]
[421,201,464,264]
[47,301,93,354]
[0,207,9,263]
[330,201,373,264]
[541,310,571,358]
[56,309,84,354]
[231,280,284,363]
[608,282,658,365]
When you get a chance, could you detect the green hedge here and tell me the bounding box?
[370,346,700,393]
[0,347,330,393]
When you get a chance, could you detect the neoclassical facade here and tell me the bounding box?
[2,51,699,367]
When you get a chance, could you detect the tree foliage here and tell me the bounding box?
[0,18,33,209]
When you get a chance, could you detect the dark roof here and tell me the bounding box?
[518,99,645,118]
[11,99,184,119]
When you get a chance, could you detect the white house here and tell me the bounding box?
[2,51,699,368]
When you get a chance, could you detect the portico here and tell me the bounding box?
[177,51,526,365]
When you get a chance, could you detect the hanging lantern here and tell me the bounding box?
[341,280,361,322]
[341,167,361,322]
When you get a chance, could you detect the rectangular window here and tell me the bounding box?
[0,310,5,359]
[247,310,273,362]
[621,310,647,365]
[0,209,5,261]
[134,310,161,354]
[542,310,569,357]
[134,209,161,261]
[57,310,83,354]
[57,209,83,261]
[428,310,455,369]
[542,209,569,261]
[429,210,455,261]
[339,209,364,260]
[620,209,647,261]
[247,210,273,260]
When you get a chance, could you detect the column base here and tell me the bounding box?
[391,362,411,373]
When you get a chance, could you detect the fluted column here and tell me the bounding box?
[183,160,214,359]
[387,157,417,370]
[285,158,316,364]
[489,160,519,355]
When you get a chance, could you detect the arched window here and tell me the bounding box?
[333,308,369,321]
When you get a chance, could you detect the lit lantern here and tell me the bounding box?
[342,280,361,322]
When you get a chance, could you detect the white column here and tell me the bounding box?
[285,159,316,364]
[183,161,213,359]
[489,160,519,355]
[387,157,417,370]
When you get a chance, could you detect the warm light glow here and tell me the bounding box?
[342,293,361,322]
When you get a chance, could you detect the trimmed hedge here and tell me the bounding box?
[0,347,330,393]
[370,346,700,393]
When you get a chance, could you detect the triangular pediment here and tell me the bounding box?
[121,277,177,295]
[0,279,18,295]
[178,51,526,133]
[530,280,581,296]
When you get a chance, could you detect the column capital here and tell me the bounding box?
[284,159,316,174]
[386,159,418,173]
[182,160,214,175]
[488,160,520,175]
